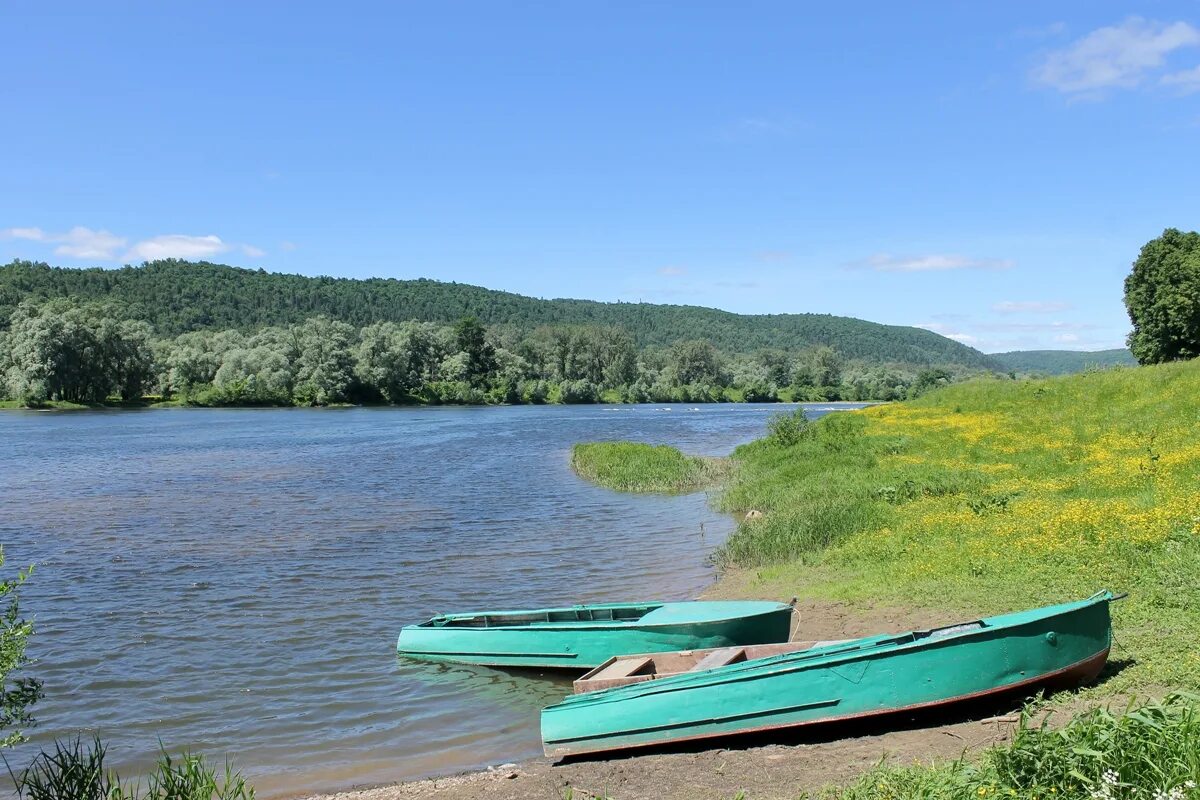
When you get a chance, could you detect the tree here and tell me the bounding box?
[667,339,721,386]
[453,317,497,387]
[1124,228,1200,364]
[810,346,844,388]
[292,317,355,405]
[0,555,42,747]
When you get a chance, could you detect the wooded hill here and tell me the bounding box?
[990,348,1136,375]
[0,260,999,370]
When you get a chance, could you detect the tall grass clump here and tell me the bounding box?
[822,693,1200,800]
[570,442,730,493]
[9,736,255,800]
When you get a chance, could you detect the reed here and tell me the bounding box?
[9,736,254,800]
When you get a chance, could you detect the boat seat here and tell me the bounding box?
[693,647,745,671]
[589,656,654,682]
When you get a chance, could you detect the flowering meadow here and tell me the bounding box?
[717,360,1200,695]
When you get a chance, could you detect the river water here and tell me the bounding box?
[0,403,857,796]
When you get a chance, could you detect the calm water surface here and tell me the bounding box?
[0,403,858,797]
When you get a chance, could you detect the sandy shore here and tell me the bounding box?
[295,594,1016,800]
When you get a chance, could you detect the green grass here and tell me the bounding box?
[701,362,1200,696]
[570,442,731,493]
[816,693,1200,800]
[10,735,254,800]
[576,361,1200,696]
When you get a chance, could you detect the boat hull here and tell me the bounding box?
[541,593,1113,757]
[397,602,794,670]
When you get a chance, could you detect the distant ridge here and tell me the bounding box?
[990,348,1136,375]
[0,259,1000,370]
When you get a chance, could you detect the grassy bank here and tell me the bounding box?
[570,442,731,493]
[573,361,1200,797]
[823,693,1200,800]
[706,360,1200,694]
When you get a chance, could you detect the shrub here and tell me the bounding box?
[766,408,814,446]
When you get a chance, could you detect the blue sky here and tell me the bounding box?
[3,3,1199,353]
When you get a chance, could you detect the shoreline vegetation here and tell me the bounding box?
[566,360,1200,798]
[0,260,1086,412]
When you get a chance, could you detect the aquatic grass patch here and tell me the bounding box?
[570,442,731,493]
[820,693,1200,800]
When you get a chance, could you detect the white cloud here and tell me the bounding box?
[1054,333,1081,343]
[1162,64,1200,92]
[125,234,229,261]
[976,320,1097,332]
[5,223,266,263]
[658,265,687,277]
[1032,17,1200,95]
[2,227,47,241]
[855,253,1014,272]
[56,227,128,259]
[3,226,127,259]
[279,241,298,252]
[993,300,1071,313]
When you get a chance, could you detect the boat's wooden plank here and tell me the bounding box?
[693,647,745,671]
[589,656,652,682]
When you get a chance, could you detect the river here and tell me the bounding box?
[0,402,860,796]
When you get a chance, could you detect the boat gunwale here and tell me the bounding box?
[402,601,794,633]
[543,646,1111,756]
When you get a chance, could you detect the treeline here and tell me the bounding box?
[0,300,964,407]
[0,260,1000,370]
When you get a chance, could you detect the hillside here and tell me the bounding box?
[0,260,999,369]
[991,348,1136,375]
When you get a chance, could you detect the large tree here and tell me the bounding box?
[1125,228,1200,364]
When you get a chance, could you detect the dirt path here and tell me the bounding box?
[298,596,1028,800]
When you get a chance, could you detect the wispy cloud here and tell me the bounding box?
[993,300,1071,313]
[658,265,687,277]
[852,253,1014,273]
[1032,17,1200,96]
[754,250,791,263]
[1162,63,1200,93]
[3,225,127,259]
[915,322,979,344]
[125,234,229,261]
[975,321,1097,332]
[3,224,266,263]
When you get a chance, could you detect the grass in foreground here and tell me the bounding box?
[10,736,254,800]
[819,693,1200,800]
[570,442,731,493]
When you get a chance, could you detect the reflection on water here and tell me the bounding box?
[0,403,857,796]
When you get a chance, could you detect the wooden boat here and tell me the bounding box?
[541,591,1115,757]
[396,600,794,669]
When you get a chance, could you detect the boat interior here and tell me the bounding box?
[573,619,988,693]
[422,604,663,628]
[574,639,846,692]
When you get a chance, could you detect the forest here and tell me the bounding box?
[0,298,966,407]
[0,260,999,369]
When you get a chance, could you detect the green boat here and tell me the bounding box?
[396,600,794,669]
[541,591,1115,757]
